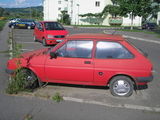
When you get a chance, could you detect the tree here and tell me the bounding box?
[60,11,71,25]
[0,7,5,17]
[102,0,154,29]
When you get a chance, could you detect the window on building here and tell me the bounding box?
[58,0,61,4]
[58,7,61,11]
[95,1,100,7]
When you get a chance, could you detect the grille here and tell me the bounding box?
[54,35,65,38]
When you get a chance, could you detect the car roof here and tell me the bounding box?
[40,21,58,23]
[66,33,125,41]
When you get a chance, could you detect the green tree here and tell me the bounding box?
[60,11,71,25]
[0,7,5,16]
[102,0,154,29]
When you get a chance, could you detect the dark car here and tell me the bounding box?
[142,23,157,30]
[9,19,35,29]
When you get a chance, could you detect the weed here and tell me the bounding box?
[6,68,27,94]
[24,114,33,120]
[52,92,63,103]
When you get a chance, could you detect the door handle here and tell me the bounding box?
[84,61,91,64]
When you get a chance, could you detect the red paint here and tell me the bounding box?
[6,33,153,87]
[33,21,68,45]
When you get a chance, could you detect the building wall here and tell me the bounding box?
[43,0,142,26]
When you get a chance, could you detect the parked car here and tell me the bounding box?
[142,23,157,30]
[33,21,69,46]
[9,18,20,24]
[6,33,153,97]
[8,19,35,29]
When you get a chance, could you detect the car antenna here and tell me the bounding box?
[112,30,117,35]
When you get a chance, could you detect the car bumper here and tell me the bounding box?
[5,68,15,74]
[136,75,153,83]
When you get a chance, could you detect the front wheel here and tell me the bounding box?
[42,38,47,46]
[17,69,38,89]
[109,76,134,97]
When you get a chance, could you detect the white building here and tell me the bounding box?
[43,0,142,26]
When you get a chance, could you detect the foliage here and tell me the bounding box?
[59,10,71,25]
[102,5,121,18]
[0,20,6,31]
[4,6,43,20]
[6,68,27,94]
[52,92,63,103]
[79,13,104,25]
[101,0,156,29]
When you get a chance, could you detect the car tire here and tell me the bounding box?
[109,76,134,97]
[33,35,37,42]
[27,26,31,29]
[42,38,47,46]
[17,69,38,89]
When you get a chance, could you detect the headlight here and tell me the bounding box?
[47,35,55,38]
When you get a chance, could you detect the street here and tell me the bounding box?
[0,24,160,120]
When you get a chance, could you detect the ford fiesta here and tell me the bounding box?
[33,21,69,46]
[6,33,153,97]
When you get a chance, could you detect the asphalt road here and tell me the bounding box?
[0,24,160,120]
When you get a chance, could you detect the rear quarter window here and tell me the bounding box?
[95,41,134,59]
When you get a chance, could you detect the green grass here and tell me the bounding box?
[0,20,6,31]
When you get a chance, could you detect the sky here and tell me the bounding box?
[0,0,42,8]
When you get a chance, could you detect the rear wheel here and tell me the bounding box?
[33,35,37,42]
[109,76,134,97]
[27,26,31,29]
[42,38,47,46]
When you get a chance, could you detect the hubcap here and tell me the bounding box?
[113,80,131,96]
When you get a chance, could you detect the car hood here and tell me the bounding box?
[21,48,48,59]
[46,30,68,35]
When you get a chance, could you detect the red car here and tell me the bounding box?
[33,21,68,46]
[6,33,153,97]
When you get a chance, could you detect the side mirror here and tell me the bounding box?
[144,52,148,57]
[39,27,44,31]
[50,52,57,59]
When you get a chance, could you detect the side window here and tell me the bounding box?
[96,41,134,59]
[56,40,93,58]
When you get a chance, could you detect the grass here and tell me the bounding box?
[0,20,6,31]
[52,92,63,103]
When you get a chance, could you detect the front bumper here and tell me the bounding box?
[136,75,153,83]
[5,69,15,74]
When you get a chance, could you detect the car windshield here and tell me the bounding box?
[44,22,65,30]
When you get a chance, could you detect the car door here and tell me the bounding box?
[94,41,134,84]
[45,40,94,83]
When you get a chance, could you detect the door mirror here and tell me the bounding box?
[50,52,57,59]
[39,27,44,31]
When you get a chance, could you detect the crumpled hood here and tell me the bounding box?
[21,48,48,59]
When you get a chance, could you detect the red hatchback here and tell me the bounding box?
[6,33,153,97]
[33,21,68,46]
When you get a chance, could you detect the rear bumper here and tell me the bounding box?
[5,69,15,74]
[136,75,153,83]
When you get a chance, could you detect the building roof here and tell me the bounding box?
[66,33,125,41]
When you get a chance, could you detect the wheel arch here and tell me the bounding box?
[107,74,136,86]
